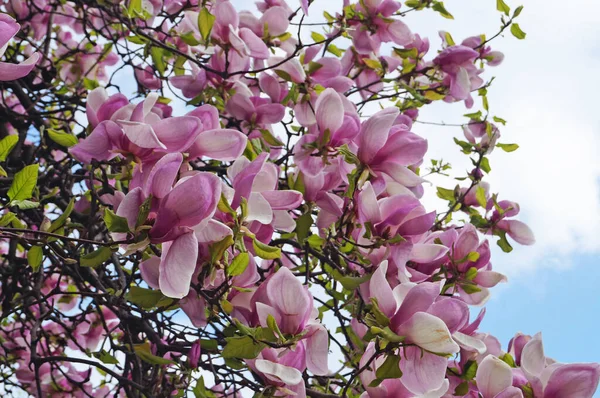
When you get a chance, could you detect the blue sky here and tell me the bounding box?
[481,253,600,363]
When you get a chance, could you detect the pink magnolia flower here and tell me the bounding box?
[433,45,484,108]
[349,0,414,54]
[134,65,162,90]
[356,108,428,189]
[518,333,600,398]
[70,307,120,351]
[239,267,329,377]
[222,153,303,233]
[0,14,40,81]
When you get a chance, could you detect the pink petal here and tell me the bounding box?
[260,190,303,210]
[0,52,39,81]
[143,153,183,198]
[119,121,166,150]
[139,256,160,289]
[70,120,123,163]
[239,28,269,59]
[261,7,289,36]
[358,108,400,164]
[315,88,344,134]
[152,116,203,153]
[392,282,439,325]
[305,325,330,376]
[255,359,303,386]
[505,220,535,245]
[399,347,447,395]
[397,312,459,354]
[256,103,285,124]
[159,232,198,298]
[188,128,247,161]
[266,267,311,334]
[369,261,396,318]
[543,363,600,398]
[476,355,514,398]
[357,181,382,224]
[151,172,221,241]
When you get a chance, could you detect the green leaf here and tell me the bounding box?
[217,193,236,216]
[463,360,478,380]
[500,352,517,367]
[432,1,454,19]
[375,355,402,381]
[27,246,43,272]
[465,267,478,281]
[0,212,16,227]
[133,342,176,365]
[259,129,284,146]
[12,200,39,210]
[126,286,166,309]
[453,138,472,154]
[475,186,487,208]
[464,110,482,120]
[510,23,526,39]
[480,157,491,174]
[8,164,38,202]
[136,195,152,229]
[436,187,455,201]
[93,350,119,365]
[496,0,510,15]
[83,77,99,91]
[80,246,113,268]
[496,143,519,152]
[295,211,313,243]
[198,7,216,42]
[252,239,281,260]
[104,208,130,233]
[0,135,19,161]
[311,32,326,42]
[210,235,234,264]
[222,336,265,359]
[331,269,371,290]
[326,44,343,57]
[513,5,524,17]
[496,230,513,253]
[49,198,75,233]
[454,381,469,396]
[493,116,507,125]
[227,252,250,277]
[150,47,166,76]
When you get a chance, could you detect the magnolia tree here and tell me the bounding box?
[0,0,597,397]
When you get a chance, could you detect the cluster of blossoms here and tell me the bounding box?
[0,0,597,397]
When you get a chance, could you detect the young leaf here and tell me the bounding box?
[27,246,43,272]
[222,336,265,359]
[475,186,487,208]
[496,143,519,152]
[126,286,165,309]
[104,208,130,233]
[227,252,250,277]
[133,342,176,365]
[375,355,402,381]
[0,135,19,161]
[49,198,75,233]
[8,164,38,202]
[252,239,281,260]
[496,0,510,15]
[80,247,113,268]
[198,7,216,42]
[510,23,526,39]
[48,129,78,147]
